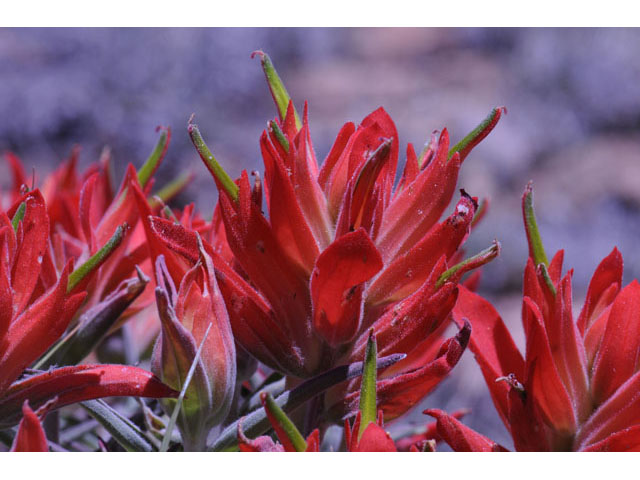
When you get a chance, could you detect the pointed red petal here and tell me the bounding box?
[591,280,640,405]
[548,275,590,422]
[261,131,320,273]
[350,422,397,452]
[325,110,397,221]
[10,190,49,316]
[0,263,85,392]
[291,122,332,248]
[10,401,48,452]
[396,143,419,194]
[424,409,506,452]
[318,121,356,190]
[577,247,623,334]
[311,228,383,347]
[79,172,99,252]
[376,131,460,262]
[523,297,577,435]
[368,194,475,305]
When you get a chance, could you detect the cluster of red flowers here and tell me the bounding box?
[2,52,640,452]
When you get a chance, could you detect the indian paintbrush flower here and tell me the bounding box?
[431,183,640,451]
[167,51,503,422]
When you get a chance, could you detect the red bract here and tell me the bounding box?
[434,183,640,451]
[10,401,48,452]
[151,52,504,422]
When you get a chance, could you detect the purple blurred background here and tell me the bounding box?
[1,28,639,448]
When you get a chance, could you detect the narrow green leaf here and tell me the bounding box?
[449,107,504,162]
[188,119,239,202]
[11,202,25,232]
[160,322,212,452]
[67,224,126,293]
[137,127,170,188]
[262,392,307,452]
[358,330,378,438]
[210,352,405,452]
[252,50,301,129]
[82,399,153,452]
[522,182,549,267]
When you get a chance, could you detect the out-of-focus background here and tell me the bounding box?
[1,28,639,448]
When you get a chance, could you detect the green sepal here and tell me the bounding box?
[436,241,501,289]
[137,127,170,188]
[449,107,504,162]
[67,224,126,293]
[268,120,290,152]
[358,329,378,438]
[252,50,301,129]
[188,118,239,202]
[522,182,549,267]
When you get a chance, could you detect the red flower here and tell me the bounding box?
[0,186,177,429]
[435,183,640,451]
[3,129,189,360]
[145,52,503,422]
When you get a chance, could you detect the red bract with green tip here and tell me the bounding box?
[163,52,504,424]
[432,184,640,452]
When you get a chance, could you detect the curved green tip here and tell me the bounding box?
[522,182,549,267]
[188,119,239,202]
[68,224,126,293]
[449,107,505,162]
[138,127,170,188]
[436,240,501,289]
[252,50,301,130]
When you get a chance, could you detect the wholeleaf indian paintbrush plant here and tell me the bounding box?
[6,50,639,452]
